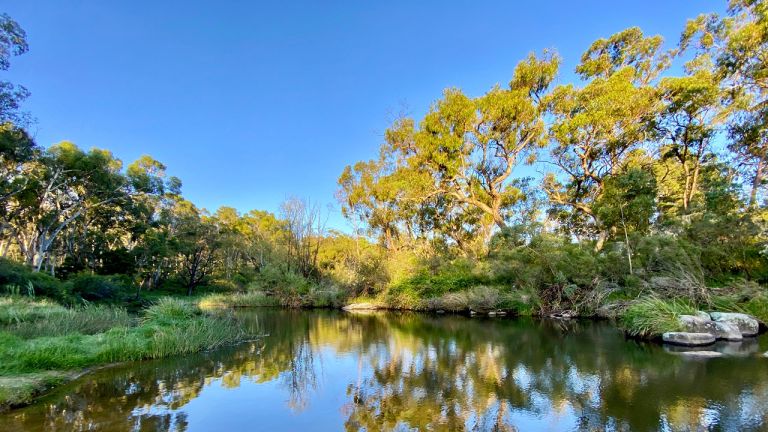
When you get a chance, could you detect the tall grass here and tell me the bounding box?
[4,305,132,339]
[620,297,698,338]
[0,296,259,377]
[198,291,280,309]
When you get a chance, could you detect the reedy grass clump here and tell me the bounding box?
[620,297,698,338]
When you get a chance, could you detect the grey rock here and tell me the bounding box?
[679,315,717,334]
[709,312,759,336]
[764,351,768,358]
[713,321,743,341]
[677,351,724,359]
[695,311,712,321]
[662,332,716,346]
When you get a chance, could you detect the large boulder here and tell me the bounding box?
[713,321,743,341]
[678,315,717,334]
[709,312,759,336]
[662,332,716,346]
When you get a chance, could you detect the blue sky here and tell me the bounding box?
[3,1,725,230]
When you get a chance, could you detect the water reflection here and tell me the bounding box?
[2,310,767,431]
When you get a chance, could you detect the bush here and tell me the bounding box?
[67,273,132,303]
[0,259,68,301]
[466,286,500,312]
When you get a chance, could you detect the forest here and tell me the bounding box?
[0,2,767,329]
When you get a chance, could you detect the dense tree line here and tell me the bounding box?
[339,0,768,302]
[0,2,767,310]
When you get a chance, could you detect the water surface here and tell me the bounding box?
[2,309,767,431]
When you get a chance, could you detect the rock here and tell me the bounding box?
[709,312,759,336]
[713,321,742,341]
[677,351,724,359]
[662,332,716,346]
[487,311,497,317]
[435,309,445,314]
[695,311,712,321]
[763,351,768,358]
[342,302,380,311]
[678,315,717,334]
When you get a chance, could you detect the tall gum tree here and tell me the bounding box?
[682,0,768,207]
[397,52,559,237]
[545,28,671,250]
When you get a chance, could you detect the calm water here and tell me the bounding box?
[2,309,767,432]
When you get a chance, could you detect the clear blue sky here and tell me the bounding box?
[3,1,725,230]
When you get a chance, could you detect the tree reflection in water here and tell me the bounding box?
[1,309,767,431]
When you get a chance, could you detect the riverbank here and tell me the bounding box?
[200,287,768,339]
[0,296,260,410]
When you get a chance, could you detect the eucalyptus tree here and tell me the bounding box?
[410,51,559,233]
[280,197,326,278]
[0,13,29,126]
[682,0,768,207]
[9,142,131,271]
[652,57,732,217]
[171,200,220,295]
[340,52,559,250]
[545,28,670,249]
[126,156,181,292]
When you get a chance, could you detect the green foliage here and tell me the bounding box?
[67,273,132,303]
[0,296,257,379]
[142,297,197,325]
[620,297,698,338]
[0,259,68,301]
[198,291,280,309]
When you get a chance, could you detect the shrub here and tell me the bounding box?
[466,286,500,312]
[0,259,68,301]
[67,273,131,303]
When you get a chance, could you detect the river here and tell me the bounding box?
[2,309,767,431]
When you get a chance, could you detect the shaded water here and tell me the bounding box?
[2,309,768,431]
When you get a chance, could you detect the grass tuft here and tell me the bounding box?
[620,297,698,338]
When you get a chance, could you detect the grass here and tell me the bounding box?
[0,371,74,409]
[0,296,259,409]
[620,297,698,338]
[198,291,280,309]
[1,301,132,339]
